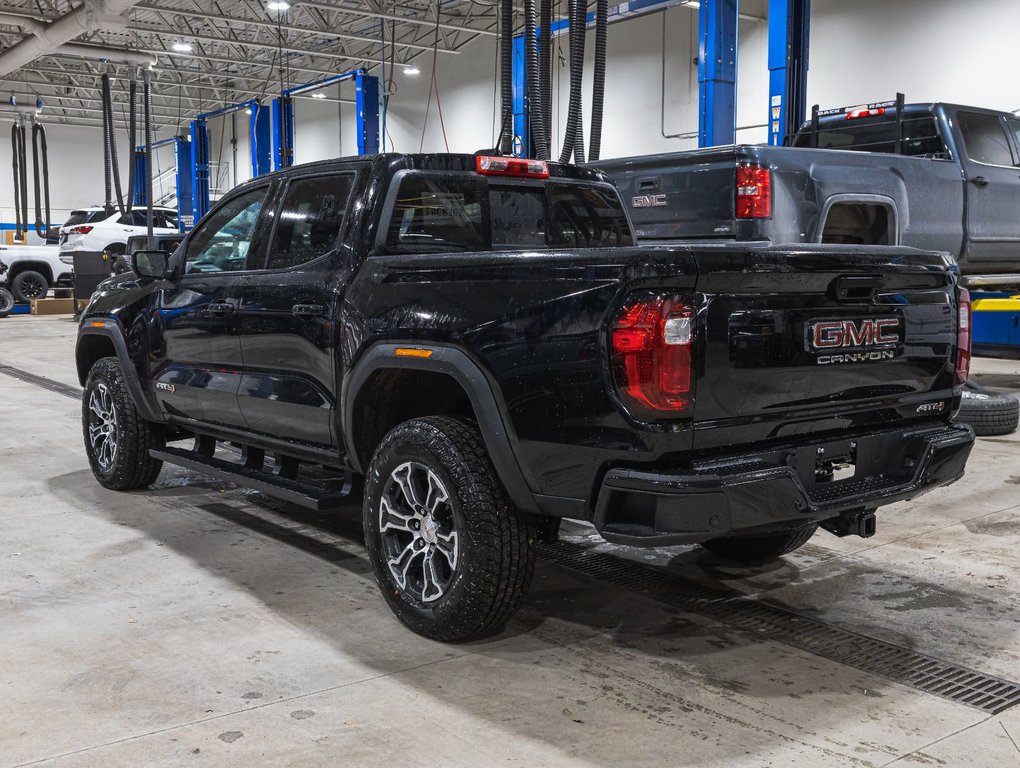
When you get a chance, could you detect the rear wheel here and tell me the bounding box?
[363,416,535,641]
[701,524,818,565]
[82,358,164,490]
[11,270,48,302]
[0,287,13,317]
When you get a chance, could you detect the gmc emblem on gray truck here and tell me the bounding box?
[631,194,667,208]
[809,318,899,365]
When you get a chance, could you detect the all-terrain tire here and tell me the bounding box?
[11,269,48,303]
[0,287,13,317]
[701,524,818,565]
[957,390,1019,437]
[364,416,535,641]
[82,358,164,490]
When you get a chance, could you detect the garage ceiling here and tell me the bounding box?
[0,0,500,130]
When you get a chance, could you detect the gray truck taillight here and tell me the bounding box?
[956,288,971,385]
[610,293,693,418]
[735,164,772,219]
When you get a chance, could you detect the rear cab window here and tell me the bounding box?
[792,114,948,157]
[381,173,634,254]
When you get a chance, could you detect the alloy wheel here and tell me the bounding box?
[378,461,459,603]
[87,382,118,472]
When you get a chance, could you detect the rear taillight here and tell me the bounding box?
[735,164,771,219]
[611,294,694,418]
[956,288,971,385]
[68,225,93,235]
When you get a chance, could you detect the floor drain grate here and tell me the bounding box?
[538,539,1020,715]
[0,364,82,400]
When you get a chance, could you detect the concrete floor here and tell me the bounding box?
[2,314,1020,768]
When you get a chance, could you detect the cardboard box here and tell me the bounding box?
[30,298,76,315]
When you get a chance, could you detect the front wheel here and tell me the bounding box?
[0,287,13,317]
[82,358,164,490]
[363,416,535,641]
[700,524,818,565]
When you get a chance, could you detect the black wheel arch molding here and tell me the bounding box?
[76,322,165,424]
[341,341,541,514]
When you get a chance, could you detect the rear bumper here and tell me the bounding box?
[593,422,974,546]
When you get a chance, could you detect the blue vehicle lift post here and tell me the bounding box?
[698,0,738,147]
[271,68,380,172]
[132,136,195,233]
[189,99,272,226]
[767,0,810,146]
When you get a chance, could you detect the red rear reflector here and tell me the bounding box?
[611,294,694,418]
[736,164,771,219]
[956,288,971,385]
[475,155,550,178]
[846,107,886,120]
[69,225,94,235]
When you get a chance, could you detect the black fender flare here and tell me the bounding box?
[77,324,165,423]
[341,342,540,513]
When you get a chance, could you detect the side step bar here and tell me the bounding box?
[150,445,353,512]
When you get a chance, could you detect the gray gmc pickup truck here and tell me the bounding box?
[597,99,1020,280]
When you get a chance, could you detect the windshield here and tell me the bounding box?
[791,114,947,157]
[384,174,634,253]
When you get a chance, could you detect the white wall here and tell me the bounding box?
[0,123,105,243]
[808,0,1020,113]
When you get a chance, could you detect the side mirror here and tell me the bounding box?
[132,250,170,280]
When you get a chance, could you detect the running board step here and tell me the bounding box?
[150,446,352,511]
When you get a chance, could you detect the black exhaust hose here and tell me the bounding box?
[571,0,586,163]
[498,0,514,154]
[105,78,126,217]
[144,69,154,249]
[31,122,51,240]
[559,0,586,163]
[124,75,137,211]
[557,0,577,163]
[17,123,27,241]
[539,0,552,153]
[588,0,608,162]
[11,123,23,242]
[524,0,548,159]
[101,74,113,216]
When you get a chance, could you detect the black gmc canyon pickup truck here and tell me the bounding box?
[598,100,1020,280]
[75,153,975,641]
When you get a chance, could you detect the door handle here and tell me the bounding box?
[969,176,989,188]
[292,303,325,319]
[207,301,234,317]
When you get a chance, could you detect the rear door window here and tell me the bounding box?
[267,174,354,269]
[957,112,1015,166]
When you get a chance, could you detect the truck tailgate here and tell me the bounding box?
[691,244,960,452]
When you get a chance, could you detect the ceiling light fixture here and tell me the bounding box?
[404,66,421,75]
[312,92,326,99]
[267,1,291,10]
[171,41,193,53]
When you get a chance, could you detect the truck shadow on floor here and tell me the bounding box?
[45,466,1020,765]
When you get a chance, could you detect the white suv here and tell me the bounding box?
[58,206,180,264]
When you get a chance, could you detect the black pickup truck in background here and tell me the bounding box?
[597,99,1020,281]
[75,153,974,641]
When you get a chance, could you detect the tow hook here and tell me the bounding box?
[821,510,877,538]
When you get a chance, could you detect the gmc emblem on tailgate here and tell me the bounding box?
[808,318,899,365]
[632,194,667,208]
